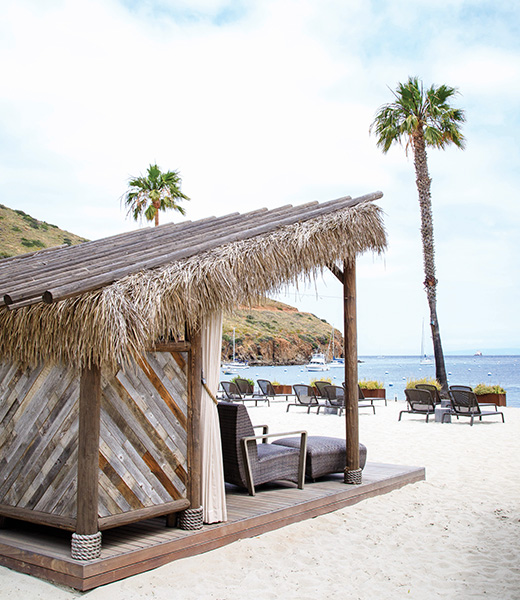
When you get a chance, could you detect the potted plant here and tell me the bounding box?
[271,380,292,395]
[406,377,441,391]
[359,379,386,399]
[473,384,507,407]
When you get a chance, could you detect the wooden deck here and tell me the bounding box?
[0,462,424,591]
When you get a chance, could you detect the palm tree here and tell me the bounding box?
[370,76,465,393]
[123,164,189,226]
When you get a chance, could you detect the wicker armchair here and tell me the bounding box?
[217,402,307,495]
[399,388,436,422]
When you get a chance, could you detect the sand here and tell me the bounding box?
[1,400,519,599]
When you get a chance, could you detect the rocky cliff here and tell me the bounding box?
[222,299,343,365]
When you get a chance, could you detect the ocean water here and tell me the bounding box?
[221,355,520,408]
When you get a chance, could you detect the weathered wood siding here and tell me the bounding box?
[0,360,80,518]
[99,351,188,517]
[0,350,189,524]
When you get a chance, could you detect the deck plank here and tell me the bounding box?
[0,462,424,591]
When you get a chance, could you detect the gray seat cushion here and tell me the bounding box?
[273,435,367,479]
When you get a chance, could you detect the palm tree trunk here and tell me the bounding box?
[154,201,160,227]
[412,131,448,395]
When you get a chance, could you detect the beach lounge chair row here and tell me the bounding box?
[399,384,505,425]
[220,379,382,416]
[287,383,376,415]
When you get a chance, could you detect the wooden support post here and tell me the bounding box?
[343,259,361,484]
[180,326,204,530]
[72,365,102,559]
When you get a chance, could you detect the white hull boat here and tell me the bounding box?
[305,352,330,371]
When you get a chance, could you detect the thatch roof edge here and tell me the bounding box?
[0,196,386,369]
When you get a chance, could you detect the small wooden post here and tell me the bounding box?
[343,259,361,484]
[179,325,204,529]
[72,365,102,559]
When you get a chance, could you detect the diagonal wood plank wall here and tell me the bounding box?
[0,350,189,528]
[99,351,188,517]
[0,361,80,519]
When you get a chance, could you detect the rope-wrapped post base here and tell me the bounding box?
[71,531,102,560]
[178,506,203,530]
[344,468,363,485]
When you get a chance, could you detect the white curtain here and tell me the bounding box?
[200,311,228,523]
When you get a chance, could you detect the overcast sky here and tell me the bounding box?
[1,0,519,355]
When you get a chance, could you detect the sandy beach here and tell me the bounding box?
[1,399,519,600]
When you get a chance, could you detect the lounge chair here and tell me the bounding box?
[217,402,307,495]
[257,379,292,402]
[399,388,436,422]
[449,385,473,392]
[341,383,376,414]
[415,383,442,405]
[449,385,496,409]
[234,377,255,396]
[358,384,387,407]
[313,380,331,400]
[220,381,270,406]
[445,389,505,426]
[318,385,345,416]
[287,384,320,413]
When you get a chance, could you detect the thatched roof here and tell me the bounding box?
[0,192,386,369]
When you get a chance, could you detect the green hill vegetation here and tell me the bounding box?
[223,299,343,365]
[0,204,87,258]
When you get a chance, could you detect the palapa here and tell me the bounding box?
[0,191,387,580]
[0,193,385,370]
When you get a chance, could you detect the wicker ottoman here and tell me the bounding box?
[273,436,367,480]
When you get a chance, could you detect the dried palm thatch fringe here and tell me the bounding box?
[0,202,386,370]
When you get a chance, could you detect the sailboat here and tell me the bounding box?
[329,326,344,367]
[420,319,433,365]
[221,328,249,373]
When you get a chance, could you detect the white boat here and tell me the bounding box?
[305,352,330,371]
[221,357,249,372]
[221,327,249,373]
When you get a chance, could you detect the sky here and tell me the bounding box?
[1,0,519,355]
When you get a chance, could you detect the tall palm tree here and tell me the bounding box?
[124,164,189,226]
[370,76,465,393]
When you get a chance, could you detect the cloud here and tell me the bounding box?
[0,0,519,353]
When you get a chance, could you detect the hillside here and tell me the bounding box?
[223,299,343,365]
[0,204,87,258]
